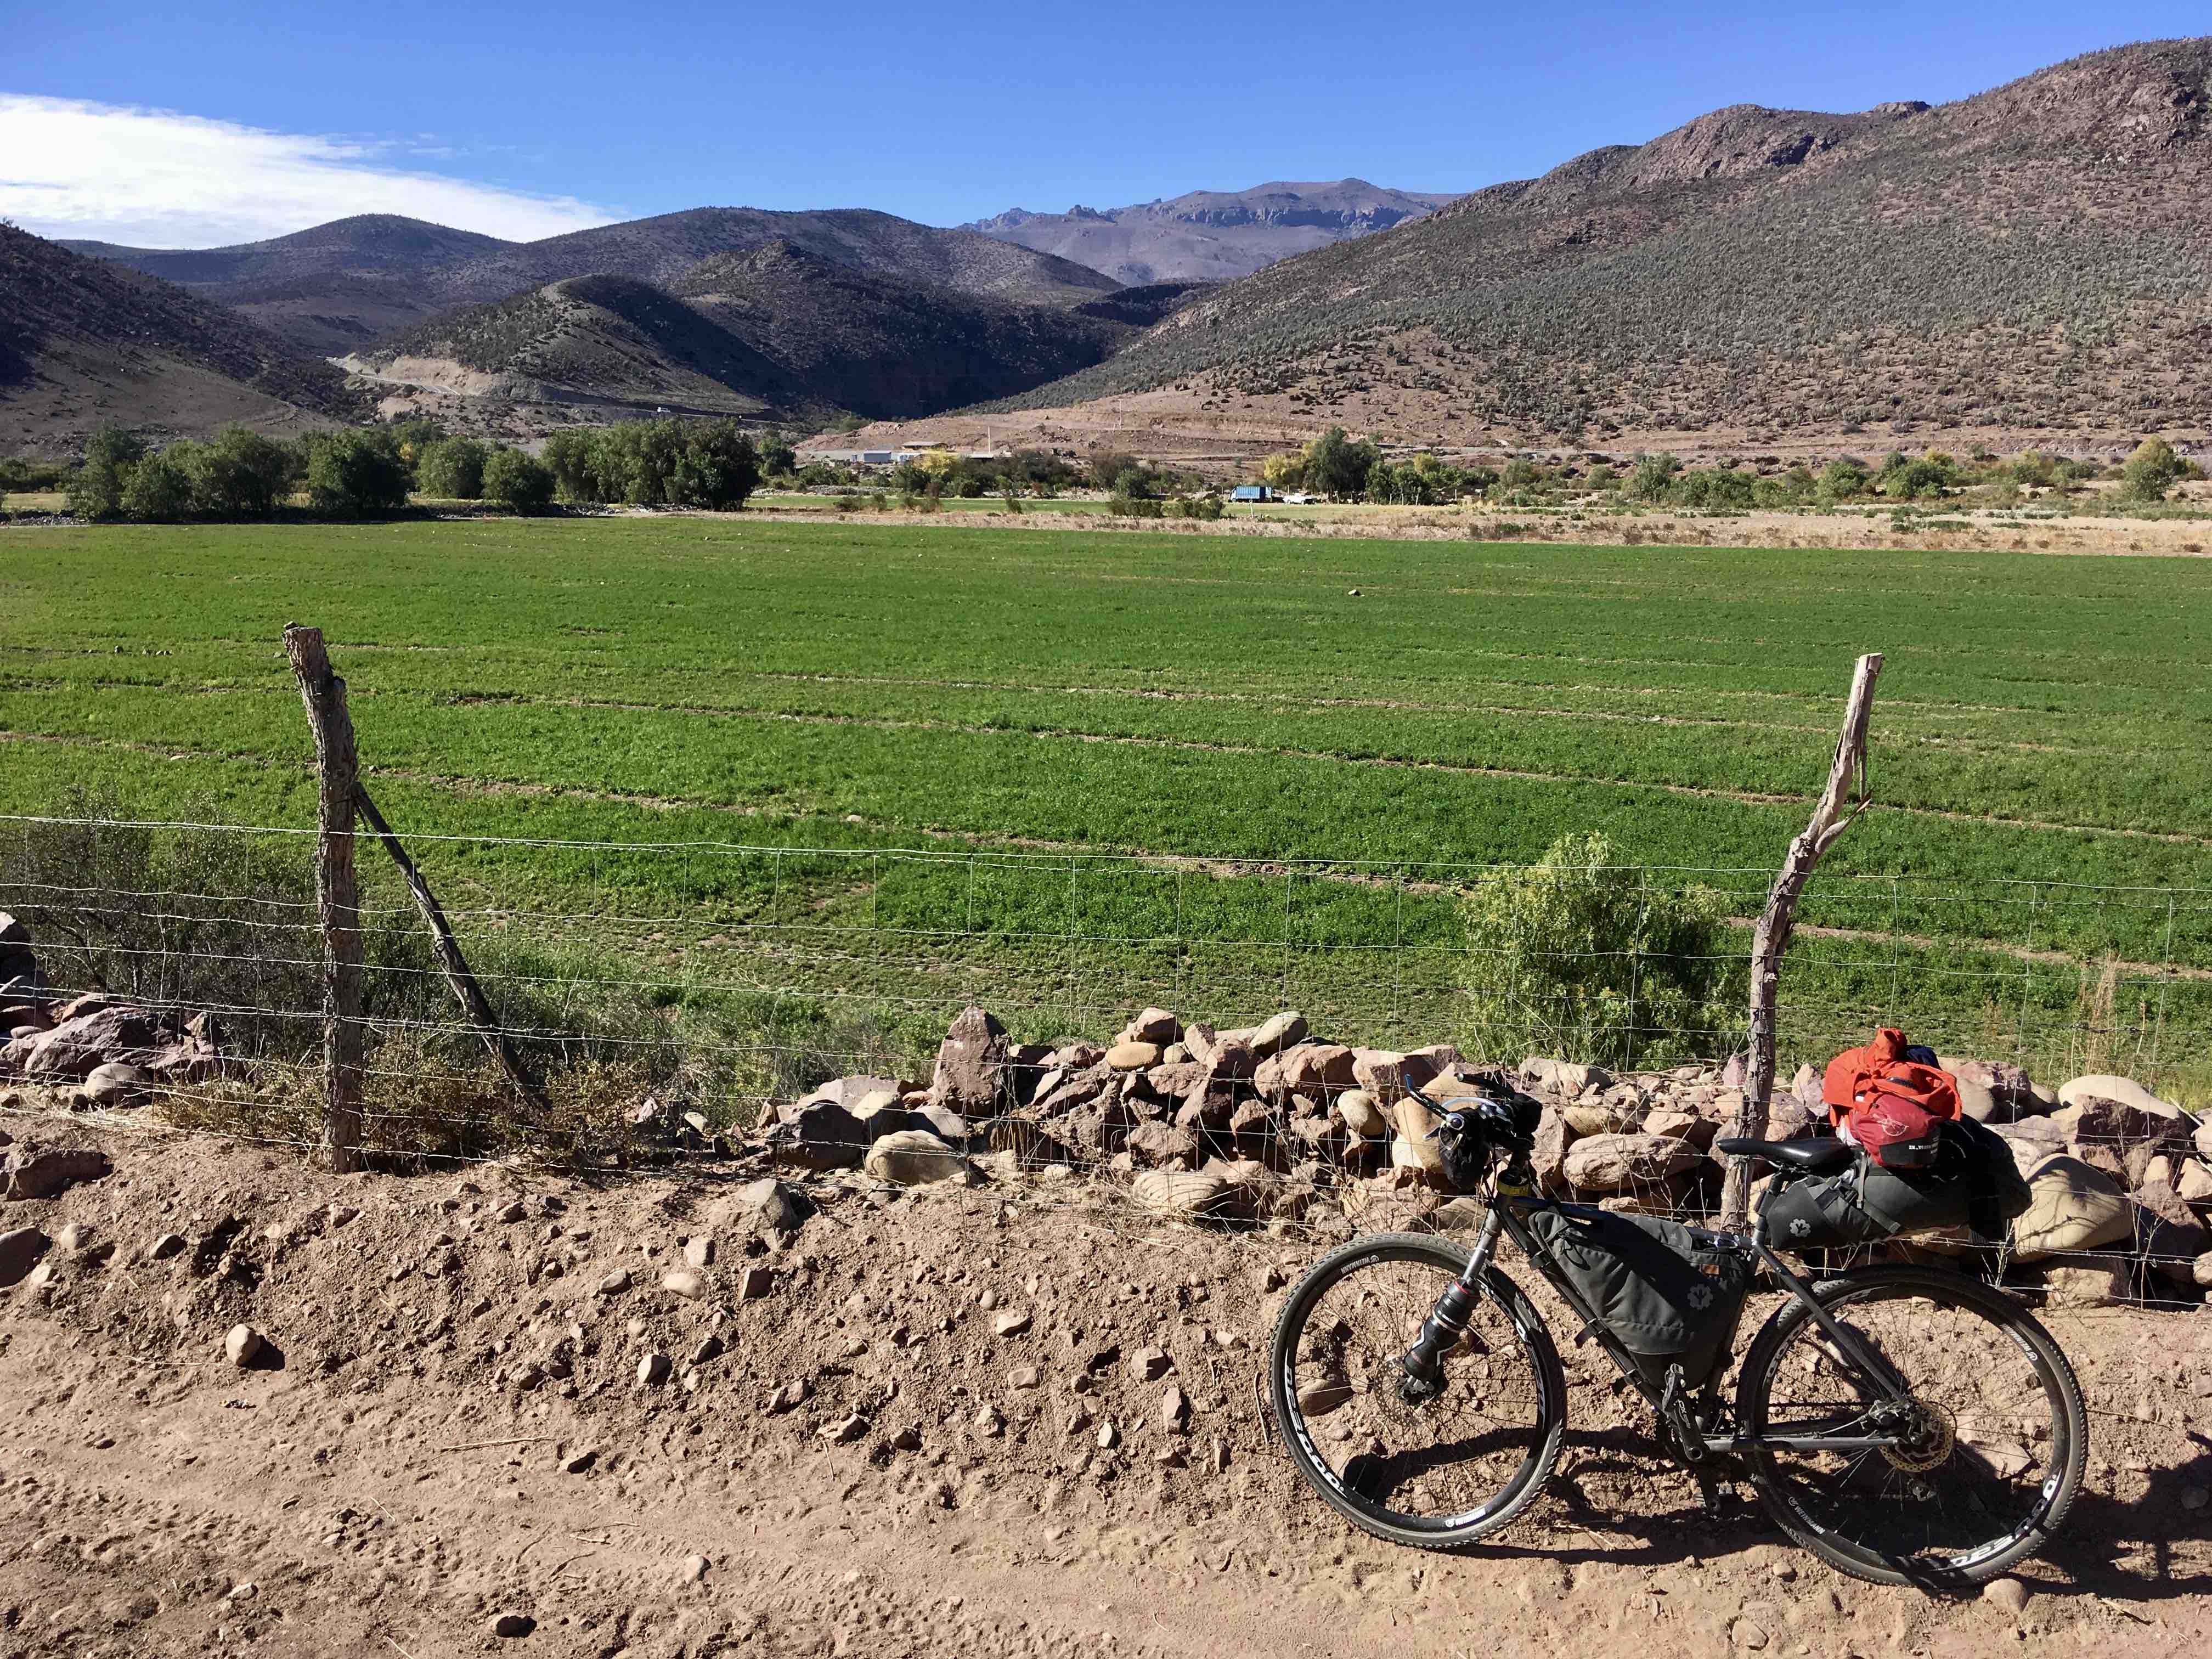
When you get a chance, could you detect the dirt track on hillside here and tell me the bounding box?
[1,1121,2207,1658]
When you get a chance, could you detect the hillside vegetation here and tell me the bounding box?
[995,40,2212,445]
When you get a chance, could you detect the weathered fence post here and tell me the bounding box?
[1720,651,1884,1231]
[284,624,366,1173]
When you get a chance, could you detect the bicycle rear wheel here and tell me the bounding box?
[1735,1265,2086,1586]
[1269,1231,1565,1550]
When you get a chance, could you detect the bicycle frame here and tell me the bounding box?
[1408,1158,1920,1461]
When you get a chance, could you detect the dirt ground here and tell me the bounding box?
[2,1119,2207,1658]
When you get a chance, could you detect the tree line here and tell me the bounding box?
[1249,428,2202,509]
[15,417,769,523]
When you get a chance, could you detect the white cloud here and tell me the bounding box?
[0,95,620,248]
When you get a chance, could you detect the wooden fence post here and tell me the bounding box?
[1720,652,1884,1231]
[352,782,551,1115]
[284,624,366,1173]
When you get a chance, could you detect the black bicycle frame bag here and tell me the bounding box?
[1764,1119,2028,1250]
[1523,1207,1751,1389]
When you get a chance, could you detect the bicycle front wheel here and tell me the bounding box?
[1735,1265,2086,1586]
[1269,1231,1565,1550]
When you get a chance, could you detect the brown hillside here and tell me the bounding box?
[0,226,365,457]
[989,39,2212,452]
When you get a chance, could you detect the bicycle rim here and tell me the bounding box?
[1737,1267,2085,1586]
[1271,1232,1564,1548]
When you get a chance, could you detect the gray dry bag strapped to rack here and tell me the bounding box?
[1523,1207,1752,1390]
[1763,1118,2030,1251]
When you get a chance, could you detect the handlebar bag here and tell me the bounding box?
[1523,1206,1751,1389]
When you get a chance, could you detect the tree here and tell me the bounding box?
[185,425,295,515]
[414,437,489,500]
[119,449,197,521]
[542,430,610,503]
[1089,450,1137,490]
[305,430,411,514]
[1457,831,1742,1066]
[2119,437,2182,503]
[672,421,760,510]
[65,426,146,521]
[482,447,556,511]
[1261,450,1308,490]
[1304,426,1377,500]
[758,432,798,478]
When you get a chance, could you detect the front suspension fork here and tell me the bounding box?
[1399,1203,1505,1387]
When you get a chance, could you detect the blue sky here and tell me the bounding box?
[5,2,2204,246]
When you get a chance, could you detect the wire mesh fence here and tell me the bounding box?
[2,811,2208,1306]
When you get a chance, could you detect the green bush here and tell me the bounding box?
[1626,452,1679,502]
[2119,436,2182,503]
[482,447,557,512]
[184,426,295,516]
[1457,831,1743,1066]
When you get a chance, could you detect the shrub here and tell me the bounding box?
[1674,467,1754,510]
[541,430,609,503]
[482,447,556,512]
[1626,453,1679,502]
[1815,459,1869,503]
[1457,831,1743,1066]
[415,437,489,500]
[2119,437,2182,503]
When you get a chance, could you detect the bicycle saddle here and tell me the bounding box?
[1715,1137,1857,1175]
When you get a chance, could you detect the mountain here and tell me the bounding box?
[0,225,365,456]
[986,40,2212,449]
[70,207,1121,357]
[964,179,1460,284]
[347,240,1136,425]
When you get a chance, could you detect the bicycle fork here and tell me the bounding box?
[1396,1204,1507,1395]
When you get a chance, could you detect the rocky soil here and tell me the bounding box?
[0,1116,2206,1658]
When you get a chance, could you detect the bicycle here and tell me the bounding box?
[1268,1085,2087,1587]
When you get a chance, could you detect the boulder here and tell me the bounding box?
[2194,1250,2212,1290]
[2011,1155,2134,1261]
[863,1129,978,1186]
[1105,1041,1162,1073]
[1560,1093,1638,1137]
[1032,1064,1116,1118]
[2177,1160,2212,1205]
[3,1141,112,1200]
[2066,1097,2189,1189]
[904,1103,964,1144]
[1333,1088,1390,1139]
[1642,1108,1717,1152]
[723,1177,814,1237]
[1253,1042,1355,1102]
[1125,1122,1199,1169]
[1561,1134,1703,1194]
[1531,1109,1573,1197]
[1348,1048,1446,1107]
[82,1062,160,1109]
[2057,1075,2182,1118]
[1049,1042,1105,1070]
[1949,1075,1999,1124]
[929,1006,1010,1115]
[19,1004,182,1081]
[845,1087,909,1137]
[1183,1024,1257,1081]
[0,1226,49,1287]
[772,1099,870,1171]
[1130,1170,1235,1218]
[2130,1182,2209,1282]
[1247,1010,1308,1057]
[2040,1255,2131,1308]
[1114,1008,1181,1048]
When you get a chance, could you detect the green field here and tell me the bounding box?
[3,516,2209,1102]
